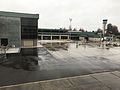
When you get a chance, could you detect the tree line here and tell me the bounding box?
[96,23,119,35]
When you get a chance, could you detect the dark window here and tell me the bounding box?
[21,18,38,39]
[1,38,8,46]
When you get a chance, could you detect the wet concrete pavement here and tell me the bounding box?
[0,42,120,87]
[1,71,120,90]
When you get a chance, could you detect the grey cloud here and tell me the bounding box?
[0,0,120,31]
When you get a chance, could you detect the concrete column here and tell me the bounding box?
[51,35,52,40]
[59,35,61,40]
[67,35,70,40]
[41,35,43,40]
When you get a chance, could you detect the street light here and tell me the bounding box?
[69,18,72,30]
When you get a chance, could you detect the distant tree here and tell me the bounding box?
[62,28,68,32]
[73,28,77,31]
[60,28,62,30]
[106,23,119,35]
[96,28,102,34]
[112,25,118,34]
[106,23,112,34]
[79,28,85,32]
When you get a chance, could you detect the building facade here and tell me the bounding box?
[0,11,39,48]
[38,28,69,40]
[38,28,99,41]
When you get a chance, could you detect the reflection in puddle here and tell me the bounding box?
[42,42,69,51]
[0,41,120,84]
[41,41,120,60]
[1,41,120,71]
[0,48,39,71]
[0,56,39,71]
[41,41,99,51]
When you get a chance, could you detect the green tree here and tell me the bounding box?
[112,25,118,34]
[106,23,112,34]
[96,28,102,34]
[106,23,119,35]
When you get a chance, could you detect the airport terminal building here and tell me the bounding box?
[0,11,39,48]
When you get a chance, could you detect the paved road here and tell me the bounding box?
[1,71,120,90]
[0,43,120,87]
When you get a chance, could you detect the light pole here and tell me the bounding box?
[103,19,108,48]
[69,18,72,31]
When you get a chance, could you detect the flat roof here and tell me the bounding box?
[0,11,39,19]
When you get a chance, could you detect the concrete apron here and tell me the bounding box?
[0,71,120,90]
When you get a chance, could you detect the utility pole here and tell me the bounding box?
[69,18,72,31]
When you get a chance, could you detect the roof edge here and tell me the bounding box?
[0,11,39,19]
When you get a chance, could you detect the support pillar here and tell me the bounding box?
[59,35,61,40]
[51,35,52,40]
[41,35,43,40]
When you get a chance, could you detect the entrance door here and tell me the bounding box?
[1,38,8,46]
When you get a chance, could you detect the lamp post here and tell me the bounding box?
[103,19,108,48]
[69,18,72,31]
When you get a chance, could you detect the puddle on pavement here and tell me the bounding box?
[0,41,120,87]
[0,41,120,71]
[42,42,69,51]
[0,48,39,71]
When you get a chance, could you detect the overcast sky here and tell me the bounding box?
[0,0,120,31]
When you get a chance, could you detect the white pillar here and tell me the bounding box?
[68,35,70,40]
[41,35,43,40]
[59,35,61,40]
[51,35,52,40]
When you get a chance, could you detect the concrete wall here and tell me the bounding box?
[0,16,21,47]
